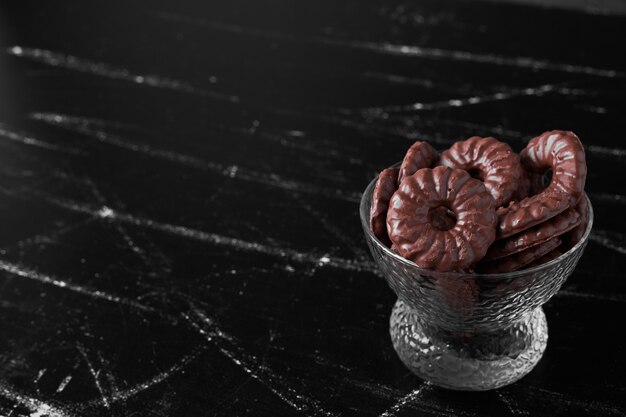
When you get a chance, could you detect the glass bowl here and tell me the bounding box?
[360,173,593,391]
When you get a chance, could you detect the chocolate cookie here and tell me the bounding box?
[526,249,563,268]
[436,276,479,317]
[387,166,497,272]
[484,208,580,261]
[498,131,586,238]
[497,189,573,239]
[521,130,587,202]
[439,136,522,207]
[478,238,561,274]
[398,141,438,185]
[562,194,590,249]
[513,166,531,201]
[369,167,399,246]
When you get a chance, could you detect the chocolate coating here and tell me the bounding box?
[513,166,531,202]
[398,141,438,185]
[526,249,563,268]
[521,130,587,203]
[496,189,573,239]
[484,208,580,261]
[439,136,522,207]
[497,130,587,238]
[478,237,561,274]
[436,277,479,317]
[369,167,399,246]
[387,166,497,272]
[563,194,589,249]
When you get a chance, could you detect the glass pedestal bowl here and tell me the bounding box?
[360,175,593,391]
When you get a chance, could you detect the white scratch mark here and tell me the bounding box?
[0,124,80,154]
[293,193,369,260]
[379,382,430,417]
[94,351,120,395]
[363,71,437,88]
[0,181,377,276]
[589,230,626,255]
[261,130,351,161]
[7,46,237,102]
[318,255,331,265]
[364,71,600,102]
[80,176,157,269]
[586,145,626,157]
[0,384,71,417]
[55,375,73,393]
[225,165,239,178]
[33,369,47,385]
[77,344,110,408]
[557,289,626,303]
[154,13,624,78]
[415,117,527,141]
[0,259,156,312]
[578,105,607,114]
[349,380,402,399]
[30,112,361,203]
[97,206,115,219]
[526,385,625,415]
[348,43,622,78]
[81,346,206,408]
[184,308,335,417]
[43,196,379,274]
[11,217,96,250]
[8,47,375,137]
[497,390,530,416]
[363,84,557,113]
[589,192,626,205]
[184,307,235,343]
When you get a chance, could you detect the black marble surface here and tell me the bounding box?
[0,1,625,416]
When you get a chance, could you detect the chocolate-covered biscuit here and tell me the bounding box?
[562,194,589,249]
[498,131,586,238]
[513,166,531,201]
[521,130,587,202]
[436,276,479,318]
[387,166,497,272]
[526,249,563,268]
[496,190,572,239]
[478,238,561,274]
[439,136,522,207]
[398,141,438,185]
[369,167,399,246]
[484,208,580,261]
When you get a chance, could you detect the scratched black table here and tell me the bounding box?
[0,1,625,416]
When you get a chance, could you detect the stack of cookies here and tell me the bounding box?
[369,130,588,273]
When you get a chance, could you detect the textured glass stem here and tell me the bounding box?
[390,300,548,391]
[415,309,536,358]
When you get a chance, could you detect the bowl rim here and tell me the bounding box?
[360,170,593,279]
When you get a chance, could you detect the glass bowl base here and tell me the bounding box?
[390,300,548,391]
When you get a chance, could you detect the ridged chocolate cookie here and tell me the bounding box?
[439,136,522,207]
[484,208,580,261]
[522,130,587,201]
[478,238,562,273]
[387,166,497,272]
[398,141,438,185]
[498,131,586,238]
[562,193,590,249]
[370,167,399,246]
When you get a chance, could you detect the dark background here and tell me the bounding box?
[0,1,625,416]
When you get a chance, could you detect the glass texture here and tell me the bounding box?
[360,174,593,390]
